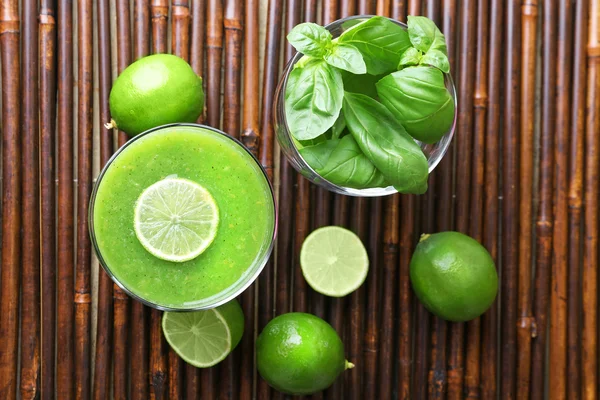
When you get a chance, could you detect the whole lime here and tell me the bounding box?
[108,54,204,136]
[410,231,498,322]
[256,313,353,395]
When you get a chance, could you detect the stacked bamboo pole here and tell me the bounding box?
[130,4,151,399]
[550,1,574,398]
[0,0,21,398]
[39,0,57,397]
[20,0,41,396]
[582,2,600,400]
[74,0,94,397]
[92,0,114,398]
[481,0,503,398]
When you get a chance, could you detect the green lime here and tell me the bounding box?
[300,226,369,297]
[410,231,498,322]
[134,178,219,262]
[256,313,354,395]
[162,300,244,368]
[108,54,204,136]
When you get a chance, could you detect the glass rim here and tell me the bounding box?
[89,123,278,311]
[276,14,457,197]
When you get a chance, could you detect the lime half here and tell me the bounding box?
[162,300,244,368]
[134,178,219,262]
[300,226,369,297]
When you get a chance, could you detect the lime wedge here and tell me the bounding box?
[300,226,369,297]
[162,300,244,368]
[134,178,219,262]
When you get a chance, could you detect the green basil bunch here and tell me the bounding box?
[284,15,455,194]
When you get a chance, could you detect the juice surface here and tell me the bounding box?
[92,125,275,309]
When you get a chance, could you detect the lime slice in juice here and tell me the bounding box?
[162,300,244,368]
[300,226,369,297]
[134,178,219,262]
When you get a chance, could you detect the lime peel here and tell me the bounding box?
[345,360,355,370]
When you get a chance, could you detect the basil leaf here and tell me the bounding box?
[287,22,332,57]
[399,47,423,68]
[318,135,388,189]
[407,16,448,56]
[330,112,347,139]
[376,66,455,144]
[324,43,367,74]
[420,49,450,73]
[342,92,429,194]
[341,69,384,99]
[338,16,412,75]
[285,59,344,140]
[299,139,339,170]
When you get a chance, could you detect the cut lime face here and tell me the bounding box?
[300,226,369,297]
[162,300,244,368]
[134,178,219,262]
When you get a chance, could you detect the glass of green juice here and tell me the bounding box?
[89,124,277,311]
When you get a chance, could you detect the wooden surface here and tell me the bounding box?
[0,0,599,399]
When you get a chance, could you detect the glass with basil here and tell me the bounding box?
[273,15,457,197]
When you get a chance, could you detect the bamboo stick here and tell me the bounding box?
[277,0,301,318]
[515,1,537,397]
[223,0,243,138]
[463,0,489,398]
[151,0,169,53]
[323,0,339,23]
[168,352,182,400]
[20,0,41,396]
[39,0,57,397]
[582,3,600,399]
[168,3,191,399]
[218,2,244,399]
[92,0,114,398]
[149,3,169,399]
[378,197,397,400]
[447,1,476,398]
[114,1,133,397]
[377,0,390,15]
[74,0,94,397]
[200,2,224,398]
[292,177,309,314]
[500,1,522,399]
[172,0,190,62]
[341,0,357,16]
[305,0,318,22]
[346,198,369,400]
[364,198,384,398]
[191,0,206,123]
[428,2,457,398]
[549,0,574,398]
[408,0,421,15]
[0,0,21,398]
[413,235,430,400]
[327,195,349,400]
[391,1,406,20]
[55,0,74,396]
[358,0,375,14]
[566,0,588,398]
[206,0,223,129]
[398,196,414,400]
[362,189,382,393]
[529,1,556,398]
[134,0,150,59]
[131,3,150,400]
[479,0,503,398]
[240,1,260,399]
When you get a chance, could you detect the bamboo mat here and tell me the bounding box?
[0,0,599,399]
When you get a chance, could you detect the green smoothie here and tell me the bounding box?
[91,125,276,309]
